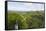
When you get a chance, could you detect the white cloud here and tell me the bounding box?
[23,3,32,7]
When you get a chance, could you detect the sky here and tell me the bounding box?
[8,2,44,11]
[5,0,46,11]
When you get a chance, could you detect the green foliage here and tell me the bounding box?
[7,11,45,29]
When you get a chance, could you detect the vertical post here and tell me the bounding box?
[15,20,18,30]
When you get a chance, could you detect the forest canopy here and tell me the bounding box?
[7,10,45,30]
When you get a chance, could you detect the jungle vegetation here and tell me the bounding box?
[6,10,45,30]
